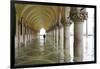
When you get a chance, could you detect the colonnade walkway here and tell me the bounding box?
[15,34,72,66]
[14,6,95,66]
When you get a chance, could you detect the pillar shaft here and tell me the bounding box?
[17,23,21,56]
[62,7,71,62]
[64,25,71,62]
[25,26,28,47]
[22,23,25,44]
[18,23,21,46]
[16,20,19,47]
[58,26,64,63]
[74,23,83,61]
[15,16,19,57]
[70,7,88,62]
[55,27,58,47]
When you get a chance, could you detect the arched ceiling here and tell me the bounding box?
[15,4,60,32]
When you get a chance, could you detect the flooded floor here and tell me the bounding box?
[15,35,94,66]
[15,36,61,66]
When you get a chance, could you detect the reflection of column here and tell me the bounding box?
[70,7,88,62]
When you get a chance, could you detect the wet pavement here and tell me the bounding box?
[15,35,94,66]
[15,36,62,66]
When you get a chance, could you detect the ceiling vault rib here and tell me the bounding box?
[16,4,59,32]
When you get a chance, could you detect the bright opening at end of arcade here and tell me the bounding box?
[39,28,46,39]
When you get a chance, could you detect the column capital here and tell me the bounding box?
[70,7,88,23]
[65,17,72,26]
[61,17,72,26]
[56,20,63,28]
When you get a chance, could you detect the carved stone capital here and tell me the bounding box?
[56,19,62,28]
[70,7,88,23]
[61,17,72,26]
[56,22,62,29]
[65,17,72,26]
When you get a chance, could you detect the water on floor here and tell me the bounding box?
[15,35,94,66]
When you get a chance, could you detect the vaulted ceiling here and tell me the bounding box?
[15,4,61,32]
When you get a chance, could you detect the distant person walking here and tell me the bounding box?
[43,34,46,40]
[43,34,46,45]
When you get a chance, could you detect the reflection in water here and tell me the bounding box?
[83,36,94,61]
[70,36,94,62]
[70,36,74,62]
[15,34,94,65]
[39,28,46,52]
[39,39,45,52]
[40,38,45,46]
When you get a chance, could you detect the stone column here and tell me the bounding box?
[55,26,58,47]
[63,18,72,62]
[15,16,19,57]
[55,26,59,60]
[20,23,23,46]
[18,23,21,47]
[52,30,55,41]
[50,30,53,43]
[17,23,21,56]
[28,28,31,42]
[22,23,25,46]
[30,29,32,42]
[54,29,56,41]
[27,28,29,43]
[24,25,26,46]
[62,7,71,62]
[58,24,64,63]
[31,30,33,40]
[70,7,88,62]
[57,7,65,63]
[28,28,30,42]
[53,29,56,48]
[25,26,28,47]
[15,17,18,48]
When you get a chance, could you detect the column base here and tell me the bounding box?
[74,56,83,62]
